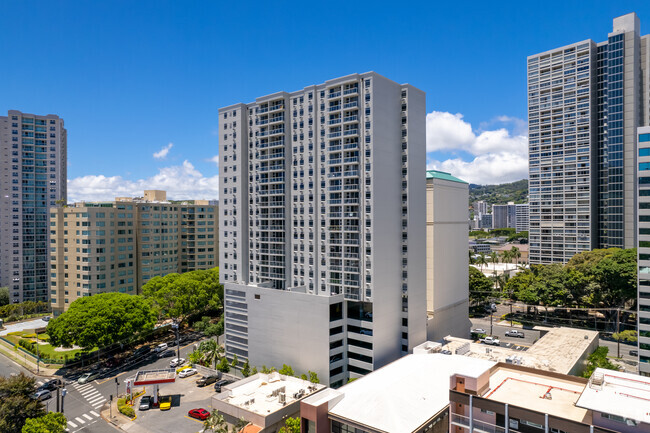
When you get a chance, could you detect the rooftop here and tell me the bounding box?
[577,368,650,425]
[133,369,176,385]
[443,327,599,375]
[216,372,324,416]
[426,169,468,184]
[485,366,590,423]
[327,354,495,433]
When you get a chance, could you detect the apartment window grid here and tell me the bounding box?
[528,43,593,264]
[638,130,650,376]
[597,44,610,246]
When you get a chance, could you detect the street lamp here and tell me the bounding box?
[172,321,180,361]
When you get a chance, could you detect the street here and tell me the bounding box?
[0,335,208,433]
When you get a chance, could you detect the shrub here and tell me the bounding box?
[117,397,126,407]
[119,405,135,418]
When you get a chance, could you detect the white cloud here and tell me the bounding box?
[426,111,528,185]
[153,142,173,160]
[207,155,220,167]
[67,160,219,202]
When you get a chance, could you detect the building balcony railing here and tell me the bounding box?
[328,91,341,99]
[343,87,358,95]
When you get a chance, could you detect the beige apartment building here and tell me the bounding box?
[49,190,218,314]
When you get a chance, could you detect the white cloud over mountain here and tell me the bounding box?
[67,160,219,202]
[426,111,528,185]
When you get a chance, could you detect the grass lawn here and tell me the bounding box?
[4,330,93,363]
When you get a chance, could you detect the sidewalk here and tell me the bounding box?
[100,398,150,433]
[0,336,60,376]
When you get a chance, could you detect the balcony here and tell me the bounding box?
[343,87,358,95]
[328,132,342,138]
[449,413,509,433]
[328,105,341,112]
[328,91,341,99]
[344,129,358,136]
[343,115,358,123]
[343,101,358,109]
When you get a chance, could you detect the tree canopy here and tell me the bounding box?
[142,268,222,322]
[0,286,9,307]
[469,266,493,305]
[0,374,45,433]
[22,413,67,433]
[46,292,156,349]
[502,248,637,309]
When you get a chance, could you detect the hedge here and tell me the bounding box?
[119,405,135,418]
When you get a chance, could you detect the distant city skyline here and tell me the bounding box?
[2,2,650,200]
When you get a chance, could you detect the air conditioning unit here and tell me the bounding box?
[279,392,286,404]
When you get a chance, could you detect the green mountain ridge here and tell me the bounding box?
[469,179,528,208]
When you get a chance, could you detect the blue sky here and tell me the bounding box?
[2,0,650,200]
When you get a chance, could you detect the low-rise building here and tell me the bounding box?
[212,372,324,432]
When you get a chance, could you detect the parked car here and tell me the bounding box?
[481,336,501,346]
[38,379,63,391]
[42,316,51,322]
[133,345,151,357]
[505,330,525,338]
[169,357,185,368]
[630,350,639,357]
[154,343,168,353]
[214,379,233,393]
[178,368,197,378]
[188,408,210,421]
[32,390,52,401]
[139,395,152,411]
[158,349,175,358]
[77,372,98,384]
[196,375,219,387]
[159,395,172,411]
[470,328,486,335]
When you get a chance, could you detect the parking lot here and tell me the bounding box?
[128,369,225,433]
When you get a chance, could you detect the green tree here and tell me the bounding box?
[278,364,294,376]
[231,354,239,368]
[505,269,536,303]
[476,253,487,272]
[500,250,511,269]
[46,293,156,349]
[0,286,9,307]
[0,374,46,433]
[489,251,499,274]
[142,268,223,323]
[22,412,67,433]
[469,266,492,306]
[278,417,301,433]
[217,357,231,373]
[510,246,521,266]
[530,264,568,321]
[308,371,320,384]
[612,330,638,344]
[582,347,618,378]
[241,359,251,377]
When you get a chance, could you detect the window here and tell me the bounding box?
[640,133,650,142]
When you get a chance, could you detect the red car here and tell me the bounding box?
[188,408,210,421]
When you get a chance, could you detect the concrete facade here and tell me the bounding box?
[425,170,470,341]
[219,72,427,387]
[0,110,66,303]
[49,191,217,314]
[528,13,650,264]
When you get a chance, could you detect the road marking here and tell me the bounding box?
[90,410,99,417]
[97,370,128,385]
[67,420,78,428]
[82,413,93,420]
[81,389,99,397]
[87,395,105,405]
[92,399,106,408]
[184,416,203,424]
[74,417,86,424]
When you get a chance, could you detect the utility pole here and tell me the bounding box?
[56,386,60,412]
[36,331,40,374]
[115,377,119,400]
[172,321,180,361]
[61,388,66,413]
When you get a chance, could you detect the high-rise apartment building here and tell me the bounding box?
[0,110,67,303]
[637,126,650,376]
[219,72,426,387]
[528,13,650,264]
[49,190,217,314]
[515,203,530,233]
[491,203,514,229]
[473,200,488,216]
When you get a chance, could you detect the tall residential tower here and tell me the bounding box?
[0,110,67,302]
[219,72,426,387]
[528,13,650,264]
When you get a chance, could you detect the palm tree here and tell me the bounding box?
[490,251,499,274]
[500,250,511,270]
[476,253,487,272]
[510,246,521,267]
[203,411,229,433]
[199,339,225,369]
[468,249,475,265]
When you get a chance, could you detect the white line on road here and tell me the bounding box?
[82,414,93,420]
[67,420,78,428]
[92,398,106,408]
[87,395,105,405]
[81,389,99,398]
[74,417,86,424]
[90,410,99,417]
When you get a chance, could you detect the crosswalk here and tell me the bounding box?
[66,410,101,429]
[65,382,106,430]
[73,381,107,409]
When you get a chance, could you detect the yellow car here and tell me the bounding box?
[159,395,172,411]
